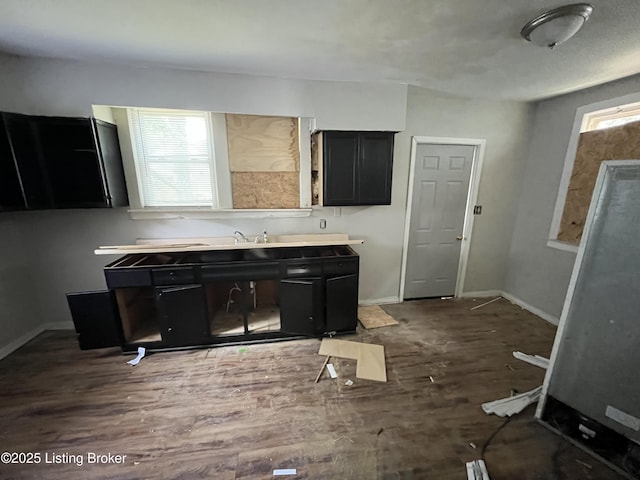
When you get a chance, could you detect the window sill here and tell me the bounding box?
[546,239,579,253]
[128,207,313,220]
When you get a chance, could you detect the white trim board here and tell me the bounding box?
[358,296,401,306]
[461,290,559,326]
[0,326,45,361]
[0,322,75,361]
[400,136,486,300]
[548,91,640,251]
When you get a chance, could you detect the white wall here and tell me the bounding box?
[505,73,640,319]
[0,214,41,357]
[0,54,534,351]
[398,86,534,293]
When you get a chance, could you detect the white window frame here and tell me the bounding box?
[547,92,640,253]
[127,108,227,209]
[105,105,313,219]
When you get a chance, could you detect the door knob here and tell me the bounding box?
[456,236,463,240]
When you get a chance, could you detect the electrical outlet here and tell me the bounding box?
[320,219,327,229]
[473,205,482,215]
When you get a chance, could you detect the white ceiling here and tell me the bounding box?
[0,0,639,101]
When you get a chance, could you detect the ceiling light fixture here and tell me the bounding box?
[521,3,594,49]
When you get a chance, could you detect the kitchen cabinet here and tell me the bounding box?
[67,245,360,353]
[0,115,25,211]
[0,112,128,210]
[312,131,395,206]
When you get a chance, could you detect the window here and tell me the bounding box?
[582,102,640,132]
[128,108,217,207]
[549,96,640,251]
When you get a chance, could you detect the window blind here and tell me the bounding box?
[129,108,216,207]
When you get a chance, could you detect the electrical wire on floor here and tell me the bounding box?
[480,416,512,464]
[479,412,567,480]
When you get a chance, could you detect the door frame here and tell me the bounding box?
[399,136,486,300]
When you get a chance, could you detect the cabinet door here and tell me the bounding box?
[323,132,359,206]
[67,291,124,350]
[93,119,128,207]
[358,132,394,205]
[325,274,358,333]
[0,115,25,210]
[4,114,53,209]
[37,117,108,208]
[156,285,210,346]
[280,277,324,335]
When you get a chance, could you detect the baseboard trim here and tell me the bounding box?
[460,290,502,298]
[500,291,559,326]
[0,326,45,361]
[359,296,401,306]
[43,321,74,330]
[460,290,559,326]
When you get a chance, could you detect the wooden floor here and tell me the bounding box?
[0,298,624,480]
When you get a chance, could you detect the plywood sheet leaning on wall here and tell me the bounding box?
[231,172,299,209]
[558,120,640,244]
[226,114,299,172]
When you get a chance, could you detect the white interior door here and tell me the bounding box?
[404,143,475,299]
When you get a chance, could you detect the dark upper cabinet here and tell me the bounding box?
[0,115,26,211]
[0,112,128,211]
[314,131,395,206]
[2,113,52,210]
[37,116,129,208]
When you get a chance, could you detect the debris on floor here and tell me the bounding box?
[513,351,549,369]
[481,385,542,417]
[326,363,338,379]
[273,468,297,476]
[238,347,249,354]
[319,338,387,382]
[470,297,502,311]
[344,379,354,386]
[127,346,146,366]
[358,305,399,329]
[314,355,330,383]
[466,459,491,479]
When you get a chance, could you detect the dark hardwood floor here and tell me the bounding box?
[0,298,624,479]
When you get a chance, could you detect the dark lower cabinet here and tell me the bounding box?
[67,246,360,353]
[156,285,209,346]
[326,274,358,332]
[280,277,325,335]
[67,291,123,350]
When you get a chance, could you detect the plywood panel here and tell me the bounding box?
[231,171,299,209]
[226,114,299,172]
[558,120,640,244]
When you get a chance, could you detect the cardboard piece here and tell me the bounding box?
[358,305,399,329]
[318,338,387,382]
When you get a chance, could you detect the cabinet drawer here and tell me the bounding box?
[152,267,195,285]
[201,262,280,281]
[285,261,323,277]
[105,269,152,289]
[323,258,358,276]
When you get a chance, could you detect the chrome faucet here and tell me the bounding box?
[253,230,269,244]
[233,230,248,244]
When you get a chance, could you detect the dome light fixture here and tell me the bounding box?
[521,3,594,49]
